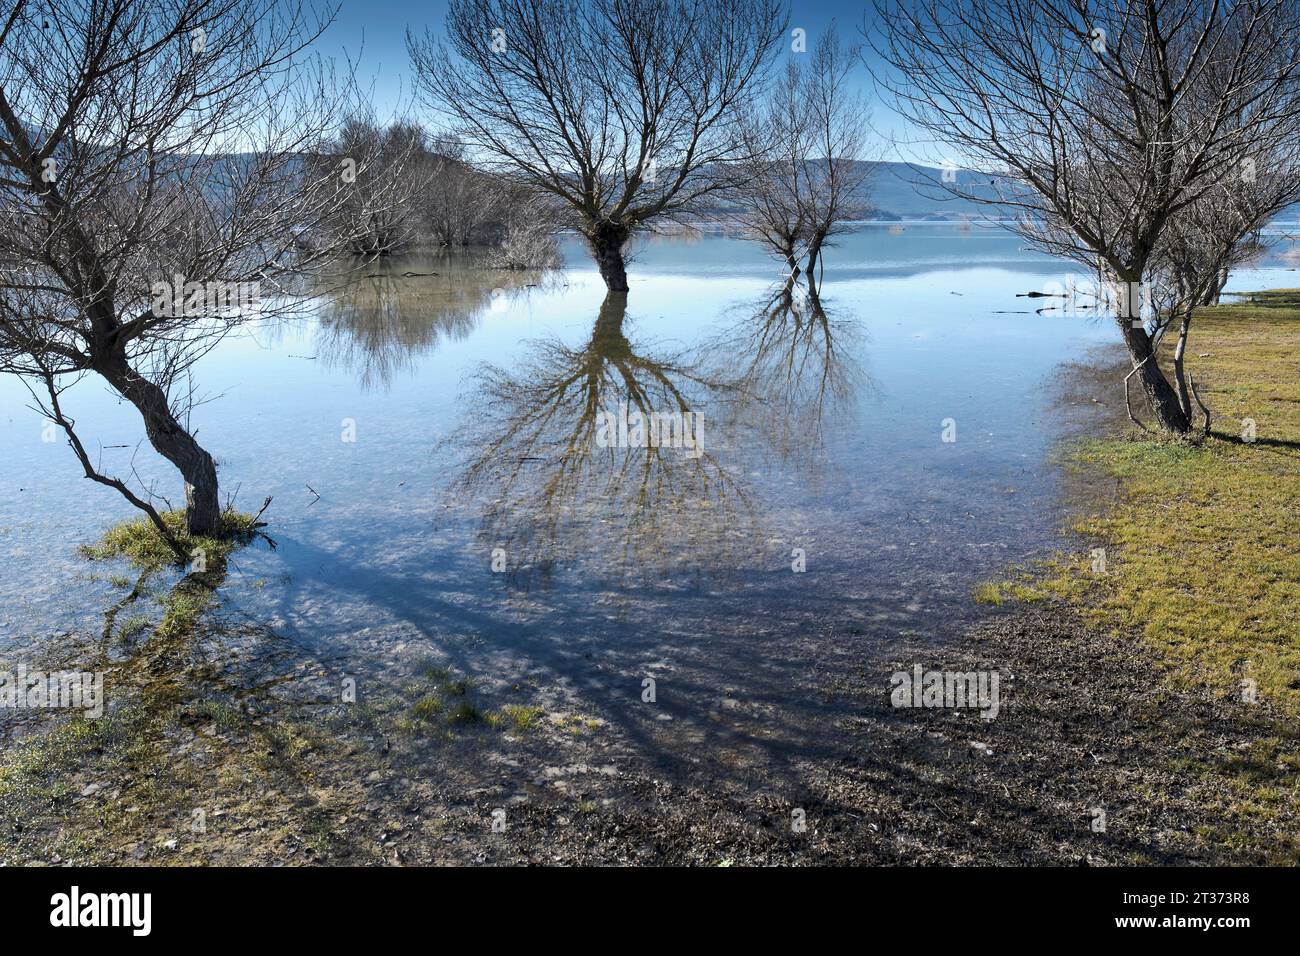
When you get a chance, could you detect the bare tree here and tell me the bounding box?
[735,61,809,275]
[1148,152,1299,432]
[408,0,786,292]
[798,26,872,281]
[487,189,562,270]
[0,0,368,544]
[423,137,505,247]
[870,0,1300,433]
[309,118,561,266]
[735,24,871,282]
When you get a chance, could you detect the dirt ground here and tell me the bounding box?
[369,603,1299,866]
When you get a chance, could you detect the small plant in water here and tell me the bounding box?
[79,508,263,571]
[412,696,445,722]
[485,704,545,731]
[117,614,151,640]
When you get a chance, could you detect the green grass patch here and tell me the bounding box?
[486,704,544,731]
[406,666,494,730]
[972,579,1047,606]
[411,695,445,722]
[117,614,151,640]
[154,579,219,642]
[79,509,261,571]
[410,664,543,733]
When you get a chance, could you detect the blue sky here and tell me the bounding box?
[320,0,930,161]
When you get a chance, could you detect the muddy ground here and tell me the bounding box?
[4,592,1295,866]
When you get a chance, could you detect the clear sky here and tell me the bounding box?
[320,0,929,162]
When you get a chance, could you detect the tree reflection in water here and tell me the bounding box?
[448,280,865,584]
[708,277,866,466]
[314,253,548,389]
[313,267,867,585]
[449,291,760,583]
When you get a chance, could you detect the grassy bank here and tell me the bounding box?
[981,290,1300,715]
[970,290,1300,862]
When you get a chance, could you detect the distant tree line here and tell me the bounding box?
[307,117,560,268]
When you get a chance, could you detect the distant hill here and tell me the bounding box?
[858,161,1020,221]
[808,161,1299,222]
[699,160,1022,222]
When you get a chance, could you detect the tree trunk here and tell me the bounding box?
[805,237,823,282]
[783,247,801,278]
[1121,321,1192,434]
[588,221,630,292]
[806,230,830,290]
[1171,311,1194,421]
[1198,268,1229,307]
[96,353,222,536]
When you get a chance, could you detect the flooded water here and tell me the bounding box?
[2,222,1241,771]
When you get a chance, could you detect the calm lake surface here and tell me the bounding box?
[2,223,1294,729]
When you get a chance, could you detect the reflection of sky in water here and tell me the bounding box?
[2,223,1256,693]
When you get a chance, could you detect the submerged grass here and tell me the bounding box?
[0,506,283,864]
[0,678,374,865]
[485,704,545,731]
[3,515,380,863]
[405,665,544,733]
[982,290,1300,716]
